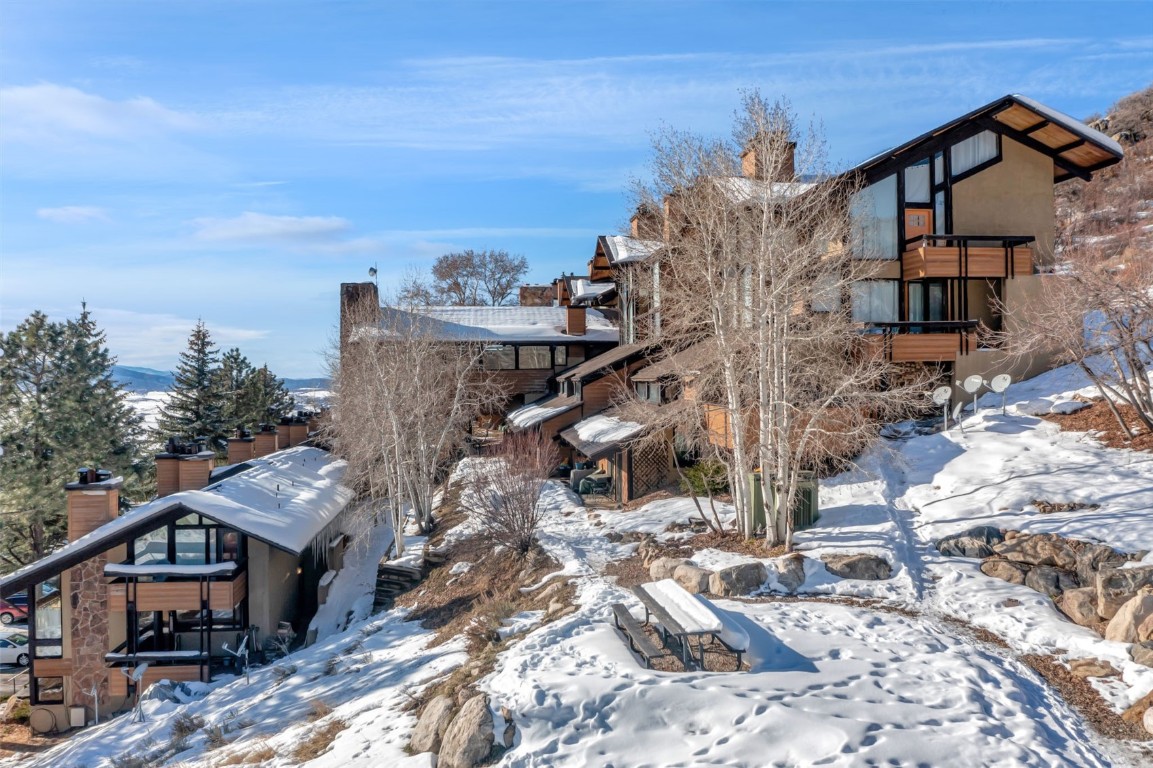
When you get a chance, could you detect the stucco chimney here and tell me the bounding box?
[741,130,795,183]
[65,468,121,541]
[566,305,587,336]
[155,438,216,497]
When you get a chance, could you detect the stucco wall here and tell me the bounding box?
[247,540,301,638]
[952,137,1055,265]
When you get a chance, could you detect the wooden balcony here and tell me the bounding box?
[108,570,247,613]
[861,321,979,363]
[903,235,1034,281]
[108,662,207,695]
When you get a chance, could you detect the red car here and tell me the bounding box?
[0,599,27,625]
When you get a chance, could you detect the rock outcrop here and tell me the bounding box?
[439,694,495,768]
[410,695,455,754]
[822,553,892,581]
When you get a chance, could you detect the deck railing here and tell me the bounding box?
[903,234,1035,281]
[862,320,980,363]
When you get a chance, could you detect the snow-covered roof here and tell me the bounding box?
[378,306,618,344]
[560,410,646,461]
[556,342,652,383]
[601,235,662,266]
[104,562,239,578]
[715,177,817,205]
[569,279,615,303]
[505,394,582,430]
[0,446,353,595]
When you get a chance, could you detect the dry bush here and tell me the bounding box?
[214,741,276,766]
[290,719,348,763]
[462,430,558,555]
[171,711,206,741]
[308,699,333,721]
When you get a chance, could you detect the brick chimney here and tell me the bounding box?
[253,424,280,457]
[64,468,123,713]
[155,438,216,497]
[65,468,122,541]
[566,305,587,336]
[741,130,795,183]
[630,204,663,240]
[226,428,257,465]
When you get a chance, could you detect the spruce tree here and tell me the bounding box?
[242,365,295,427]
[0,308,143,569]
[218,347,257,430]
[156,321,229,451]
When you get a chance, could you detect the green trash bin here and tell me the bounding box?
[748,470,819,533]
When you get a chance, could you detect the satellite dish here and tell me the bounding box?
[960,375,984,394]
[951,401,965,421]
[931,386,952,406]
[989,374,1012,394]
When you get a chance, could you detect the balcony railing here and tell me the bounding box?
[861,320,980,363]
[106,561,246,613]
[903,234,1035,281]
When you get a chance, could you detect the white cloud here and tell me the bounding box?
[192,211,350,242]
[36,205,110,223]
[1,83,197,143]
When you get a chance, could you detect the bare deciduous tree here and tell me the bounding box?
[399,249,529,306]
[628,93,932,549]
[330,294,505,554]
[460,430,558,556]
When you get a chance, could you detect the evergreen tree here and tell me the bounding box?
[218,347,257,430]
[242,365,295,427]
[156,321,229,451]
[0,308,143,569]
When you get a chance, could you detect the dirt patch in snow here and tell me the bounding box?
[1042,399,1153,452]
[0,723,64,759]
[1021,653,1153,747]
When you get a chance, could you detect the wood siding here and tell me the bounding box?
[108,664,205,696]
[108,572,245,613]
[227,438,256,465]
[861,332,975,363]
[253,431,279,457]
[156,456,215,497]
[582,371,627,414]
[32,658,73,677]
[67,489,118,541]
[902,245,1033,280]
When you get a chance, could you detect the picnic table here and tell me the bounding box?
[628,579,749,670]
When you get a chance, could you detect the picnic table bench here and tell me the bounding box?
[610,603,666,668]
[625,579,750,671]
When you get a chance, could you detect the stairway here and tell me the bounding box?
[372,553,429,611]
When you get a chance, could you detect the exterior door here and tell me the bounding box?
[905,208,933,243]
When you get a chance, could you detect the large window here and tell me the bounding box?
[850,174,898,260]
[33,677,64,705]
[33,577,62,659]
[482,345,515,370]
[951,131,999,177]
[904,158,931,204]
[851,281,899,324]
[518,346,552,370]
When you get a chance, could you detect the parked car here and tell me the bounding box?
[3,593,27,609]
[0,633,29,667]
[0,599,27,625]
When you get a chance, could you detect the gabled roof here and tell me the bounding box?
[568,278,616,306]
[850,94,1123,184]
[0,446,353,596]
[379,306,619,344]
[505,393,583,430]
[599,235,662,266]
[715,177,817,205]
[556,342,654,383]
[630,340,715,383]
[560,409,646,461]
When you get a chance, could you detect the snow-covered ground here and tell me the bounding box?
[14,361,1153,767]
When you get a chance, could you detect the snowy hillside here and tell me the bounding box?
[11,362,1153,767]
[112,365,328,395]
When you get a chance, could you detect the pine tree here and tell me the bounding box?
[0,307,143,569]
[218,347,257,430]
[242,365,295,427]
[156,321,229,451]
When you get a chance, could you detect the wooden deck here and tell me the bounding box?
[108,571,246,612]
[861,330,977,363]
[903,244,1033,281]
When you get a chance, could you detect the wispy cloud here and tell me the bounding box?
[36,205,110,223]
[192,211,349,242]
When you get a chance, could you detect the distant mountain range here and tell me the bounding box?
[112,365,329,393]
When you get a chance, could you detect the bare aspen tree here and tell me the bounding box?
[330,294,504,554]
[1008,137,1153,437]
[630,93,931,549]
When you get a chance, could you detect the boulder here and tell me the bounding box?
[822,553,892,581]
[1122,689,1153,730]
[980,558,1029,585]
[499,705,516,749]
[1074,543,1128,587]
[993,533,1084,570]
[649,557,694,581]
[935,526,1005,558]
[1055,587,1102,628]
[672,564,713,594]
[1068,657,1120,678]
[1096,565,1153,619]
[1104,587,1153,643]
[1140,612,1153,643]
[1024,566,1079,598]
[1129,641,1153,668]
[774,553,808,594]
[439,694,494,768]
[708,562,769,597]
[410,695,455,754]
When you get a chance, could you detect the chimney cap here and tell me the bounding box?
[65,469,123,491]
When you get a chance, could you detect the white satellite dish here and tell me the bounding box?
[960,375,984,394]
[952,401,967,433]
[989,374,1012,394]
[931,386,952,406]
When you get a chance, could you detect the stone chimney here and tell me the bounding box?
[226,428,257,465]
[340,281,381,352]
[741,130,795,183]
[65,468,122,542]
[155,438,216,497]
[253,424,280,457]
[64,468,123,712]
[566,305,587,336]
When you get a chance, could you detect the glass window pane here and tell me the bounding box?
[553,346,567,366]
[934,191,946,235]
[482,345,515,370]
[851,281,899,323]
[951,131,998,176]
[904,159,930,203]
[135,528,168,565]
[850,174,898,260]
[933,152,944,184]
[35,678,64,704]
[518,346,552,369]
[176,528,207,565]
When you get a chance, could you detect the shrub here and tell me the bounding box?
[679,459,729,496]
[172,711,206,741]
[463,431,558,555]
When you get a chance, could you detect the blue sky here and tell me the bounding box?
[1,1,1150,377]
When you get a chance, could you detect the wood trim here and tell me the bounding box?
[32,658,73,677]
